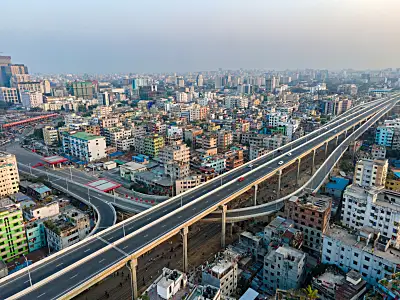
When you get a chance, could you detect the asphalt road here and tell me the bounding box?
[0,95,398,299]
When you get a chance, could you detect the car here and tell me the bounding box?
[31,162,43,168]
[278,161,284,165]
[238,177,245,182]
[247,164,253,168]
[287,152,292,157]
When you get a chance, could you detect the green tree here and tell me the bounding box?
[302,285,318,300]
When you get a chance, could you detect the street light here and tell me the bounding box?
[23,254,32,287]
[28,163,32,176]
[69,167,73,181]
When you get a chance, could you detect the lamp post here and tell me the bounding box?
[23,254,32,287]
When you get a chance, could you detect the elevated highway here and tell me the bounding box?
[0,95,398,300]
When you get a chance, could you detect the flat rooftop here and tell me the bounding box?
[86,178,121,192]
[326,226,400,264]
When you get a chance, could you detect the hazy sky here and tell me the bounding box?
[1,0,399,73]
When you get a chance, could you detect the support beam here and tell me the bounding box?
[277,169,282,198]
[130,258,138,300]
[181,227,189,273]
[296,158,301,186]
[311,149,316,175]
[344,130,348,139]
[229,223,233,237]
[335,135,339,146]
[253,184,258,206]
[324,142,329,159]
[221,205,227,249]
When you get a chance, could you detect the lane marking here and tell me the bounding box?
[122,245,129,250]
[24,280,30,284]
[161,224,166,228]
[143,234,148,238]
[99,259,106,263]
[107,236,114,241]
[70,274,78,279]
[56,263,63,267]
[37,293,46,298]
[84,248,91,253]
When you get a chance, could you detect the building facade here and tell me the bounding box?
[62,132,106,162]
[0,152,19,197]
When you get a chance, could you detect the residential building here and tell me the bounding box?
[0,199,28,262]
[184,127,203,148]
[45,208,90,251]
[225,150,244,171]
[120,162,147,181]
[341,185,400,248]
[156,268,187,300]
[0,152,19,197]
[187,285,220,300]
[285,194,332,253]
[354,158,388,188]
[175,175,202,195]
[375,126,394,147]
[263,216,303,252]
[116,137,135,151]
[23,201,59,221]
[26,183,52,200]
[62,131,107,162]
[0,87,19,104]
[322,225,400,285]
[103,127,132,147]
[325,177,350,200]
[165,162,190,180]
[25,220,47,252]
[217,131,233,151]
[249,146,269,161]
[43,126,59,146]
[372,144,387,160]
[158,141,190,165]
[143,134,165,157]
[312,269,367,300]
[21,91,43,108]
[196,134,217,150]
[263,246,307,294]
[239,231,263,261]
[202,250,239,297]
[100,117,120,129]
[386,178,400,192]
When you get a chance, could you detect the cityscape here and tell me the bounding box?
[0,1,400,300]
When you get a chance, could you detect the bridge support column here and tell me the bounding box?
[311,149,316,175]
[344,130,348,139]
[324,142,329,159]
[130,258,138,300]
[277,170,282,198]
[181,227,188,273]
[254,184,258,206]
[221,205,227,248]
[335,135,339,146]
[229,223,233,237]
[296,158,301,186]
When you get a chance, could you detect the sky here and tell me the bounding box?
[1,0,399,74]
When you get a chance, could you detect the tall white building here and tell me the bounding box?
[158,140,190,164]
[21,91,43,108]
[322,225,400,285]
[62,132,106,162]
[0,87,19,104]
[0,152,20,197]
[354,158,388,188]
[341,185,400,248]
[176,92,188,103]
[263,246,307,294]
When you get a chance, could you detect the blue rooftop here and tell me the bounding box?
[29,184,51,194]
[394,172,400,179]
[326,176,350,191]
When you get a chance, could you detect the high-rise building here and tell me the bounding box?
[0,87,19,104]
[67,81,95,99]
[265,76,276,92]
[43,126,59,146]
[196,74,203,87]
[0,64,28,87]
[144,134,165,157]
[0,152,20,197]
[21,91,43,108]
[62,132,106,162]
[0,199,28,262]
[0,56,11,67]
[158,140,190,164]
[354,158,388,188]
[99,91,110,106]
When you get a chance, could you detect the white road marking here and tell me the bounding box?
[161,224,166,228]
[70,274,78,279]
[143,234,148,238]
[37,293,46,298]
[56,263,63,267]
[99,259,106,263]
[146,217,152,221]
[84,248,91,253]
[24,280,30,284]
[163,209,168,213]
[178,215,182,219]
[108,236,114,240]
[122,245,129,250]
[192,208,196,211]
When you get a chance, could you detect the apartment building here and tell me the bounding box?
[217,131,233,151]
[164,162,190,180]
[143,134,165,157]
[62,131,106,162]
[196,134,217,150]
[249,146,269,161]
[116,137,135,151]
[158,141,190,164]
[0,152,19,197]
[263,246,307,294]
[284,194,332,253]
[103,127,132,147]
[175,175,202,195]
[354,158,388,188]
[386,178,400,193]
[184,127,203,148]
[341,185,400,248]
[375,119,400,149]
[322,225,400,285]
[0,87,19,104]
[23,201,59,221]
[225,150,244,171]
[202,250,239,297]
[100,117,120,129]
[0,199,28,262]
[264,217,304,252]
[371,144,386,160]
[43,126,59,146]
[66,81,94,100]
[21,91,43,108]
[25,220,47,252]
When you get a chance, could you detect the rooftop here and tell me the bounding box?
[325,225,400,264]
[288,194,332,212]
[85,178,122,192]
[326,176,350,191]
[71,131,103,141]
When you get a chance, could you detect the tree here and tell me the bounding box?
[302,285,318,300]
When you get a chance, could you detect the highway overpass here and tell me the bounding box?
[0,94,398,300]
